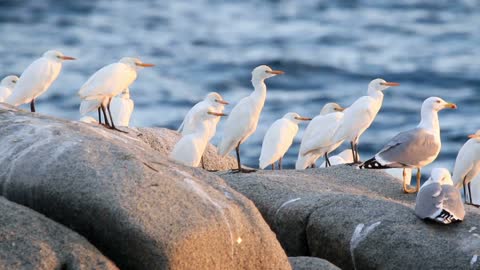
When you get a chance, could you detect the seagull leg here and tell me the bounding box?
[107,97,128,133]
[403,168,417,193]
[30,99,35,112]
[416,168,421,192]
[279,157,283,170]
[233,144,256,173]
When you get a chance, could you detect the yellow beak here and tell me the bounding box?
[208,111,227,117]
[136,62,155,67]
[444,103,457,109]
[380,82,400,87]
[215,99,229,105]
[295,116,312,121]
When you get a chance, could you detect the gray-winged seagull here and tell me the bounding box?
[360,97,457,193]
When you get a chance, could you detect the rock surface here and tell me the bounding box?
[0,108,291,270]
[219,166,480,270]
[0,197,117,270]
[289,256,340,270]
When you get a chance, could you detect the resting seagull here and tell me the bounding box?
[360,97,457,193]
[415,168,465,224]
[452,130,480,206]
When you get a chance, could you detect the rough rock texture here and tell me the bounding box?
[289,256,340,270]
[0,108,291,270]
[219,166,480,270]
[0,197,117,270]
[135,127,238,170]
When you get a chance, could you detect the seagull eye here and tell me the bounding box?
[436,100,441,103]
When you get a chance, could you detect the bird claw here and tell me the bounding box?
[403,185,418,194]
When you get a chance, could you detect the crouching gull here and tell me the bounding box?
[452,130,480,206]
[415,168,465,224]
[360,97,457,193]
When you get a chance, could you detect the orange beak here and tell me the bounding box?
[380,82,400,87]
[266,70,285,75]
[136,63,155,67]
[295,116,312,121]
[208,111,227,117]
[468,134,480,139]
[215,99,229,105]
[60,56,76,60]
[445,103,457,109]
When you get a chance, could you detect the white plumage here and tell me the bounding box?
[333,78,399,163]
[319,149,356,167]
[0,75,18,102]
[171,107,226,167]
[217,65,284,172]
[296,103,345,170]
[110,88,135,127]
[259,112,311,169]
[452,130,480,206]
[6,50,75,112]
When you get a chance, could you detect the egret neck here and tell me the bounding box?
[251,78,267,111]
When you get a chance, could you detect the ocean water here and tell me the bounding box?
[1,0,479,176]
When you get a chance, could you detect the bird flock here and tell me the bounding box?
[1,50,478,225]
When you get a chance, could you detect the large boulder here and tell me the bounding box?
[289,256,340,270]
[0,108,291,270]
[219,166,480,269]
[0,196,117,270]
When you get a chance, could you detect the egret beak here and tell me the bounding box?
[215,99,229,105]
[335,107,345,112]
[60,56,76,60]
[380,82,400,87]
[208,111,227,117]
[295,116,312,121]
[136,63,155,67]
[444,103,457,109]
[266,70,285,75]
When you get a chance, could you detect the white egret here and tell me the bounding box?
[6,50,76,112]
[296,103,345,169]
[259,112,311,170]
[0,75,19,102]
[415,168,464,224]
[334,79,399,163]
[171,107,227,167]
[360,97,457,193]
[110,88,134,127]
[452,130,480,206]
[78,57,154,131]
[217,65,284,173]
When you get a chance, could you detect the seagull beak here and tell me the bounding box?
[266,70,285,75]
[380,82,400,87]
[136,63,155,67]
[60,56,76,60]
[208,111,227,117]
[468,134,480,139]
[295,116,312,121]
[215,99,229,105]
[444,103,457,109]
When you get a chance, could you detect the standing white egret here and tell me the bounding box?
[296,103,345,169]
[78,57,154,131]
[110,88,134,127]
[6,50,76,112]
[217,65,284,173]
[360,97,457,193]
[171,107,227,167]
[0,75,19,102]
[178,92,229,136]
[334,79,399,163]
[452,130,480,206]
[415,168,464,224]
[259,112,311,170]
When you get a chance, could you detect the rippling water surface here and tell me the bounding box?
[1,0,479,174]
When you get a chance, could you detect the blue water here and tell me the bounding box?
[1,0,480,174]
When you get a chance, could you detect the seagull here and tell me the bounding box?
[296,103,345,170]
[319,149,356,167]
[171,107,227,167]
[217,65,284,173]
[0,75,19,102]
[360,97,457,193]
[452,130,480,206]
[334,79,399,163]
[78,57,154,132]
[6,50,76,112]
[110,88,134,127]
[415,168,465,224]
[259,112,311,170]
[178,92,229,136]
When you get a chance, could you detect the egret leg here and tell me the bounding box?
[98,107,102,124]
[350,141,356,163]
[201,156,205,169]
[30,99,35,112]
[100,105,111,127]
[354,142,360,163]
[279,157,283,170]
[403,168,416,193]
[464,178,468,204]
[107,98,128,133]
[271,163,275,171]
[468,182,473,205]
[324,153,331,167]
[311,163,316,169]
[233,144,256,173]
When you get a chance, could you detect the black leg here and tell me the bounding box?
[311,163,316,169]
[468,182,473,205]
[30,99,35,112]
[101,104,111,127]
[350,141,356,163]
[324,153,331,167]
[233,144,256,173]
[107,98,127,133]
[354,142,359,163]
[463,178,468,204]
[98,107,102,124]
[271,163,275,170]
[201,156,205,169]
[279,157,283,170]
